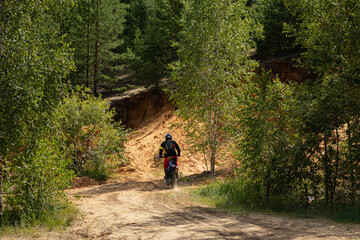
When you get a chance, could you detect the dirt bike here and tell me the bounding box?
[160,156,179,189]
[167,156,179,189]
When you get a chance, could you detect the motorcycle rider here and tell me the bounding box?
[158,133,181,184]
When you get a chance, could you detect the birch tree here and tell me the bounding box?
[171,0,259,173]
[0,0,75,224]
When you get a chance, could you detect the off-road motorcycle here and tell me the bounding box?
[166,156,178,189]
[159,156,179,188]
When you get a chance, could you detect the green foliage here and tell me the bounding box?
[235,69,360,211]
[252,0,299,56]
[124,0,183,87]
[292,76,360,207]
[333,206,360,223]
[2,136,74,226]
[0,203,77,234]
[198,177,263,209]
[0,0,75,157]
[225,0,360,218]
[53,90,129,180]
[195,177,314,218]
[197,176,360,222]
[285,0,360,77]
[234,70,360,218]
[63,0,127,93]
[236,72,306,201]
[0,0,75,226]
[122,0,148,51]
[283,0,360,208]
[171,0,259,173]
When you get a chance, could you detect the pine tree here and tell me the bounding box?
[66,0,127,95]
[124,0,183,87]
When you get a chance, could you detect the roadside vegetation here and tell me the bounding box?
[1,0,360,233]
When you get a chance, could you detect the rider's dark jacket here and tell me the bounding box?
[159,140,181,158]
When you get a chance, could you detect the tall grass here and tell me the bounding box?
[194,177,360,223]
[0,202,78,235]
[196,177,263,209]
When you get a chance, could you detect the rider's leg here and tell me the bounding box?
[164,168,169,179]
[163,157,169,179]
[164,168,170,185]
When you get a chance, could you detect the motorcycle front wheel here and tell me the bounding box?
[170,171,177,189]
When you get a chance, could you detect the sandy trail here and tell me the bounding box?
[3,109,360,239]
[14,180,360,240]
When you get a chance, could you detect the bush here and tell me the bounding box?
[2,135,74,226]
[53,89,128,180]
[0,89,128,227]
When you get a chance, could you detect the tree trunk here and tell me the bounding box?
[331,128,340,209]
[0,171,2,226]
[0,1,4,62]
[265,176,271,202]
[0,1,4,225]
[347,121,356,205]
[210,144,216,174]
[324,137,329,207]
[304,181,309,208]
[86,0,90,88]
[209,8,221,175]
[93,0,99,96]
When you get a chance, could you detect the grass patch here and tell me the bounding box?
[190,177,360,223]
[112,87,127,93]
[127,84,140,89]
[333,206,360,223]
[0,202,78,237]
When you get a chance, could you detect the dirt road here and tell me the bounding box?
[3,109,360,239]
[10,179,358,240]
[69,181,360,240]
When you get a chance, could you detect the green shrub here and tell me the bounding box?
[53,89,128,180]
[2,135,74,226]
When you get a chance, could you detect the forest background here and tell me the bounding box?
[1,0,360,228]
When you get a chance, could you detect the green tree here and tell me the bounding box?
[171,0,259,173]
[122,0,148,51]
[236,73,297,202]
[286,0,360,77]
[124,0,183,87]
[65,0,127,95]
[253,0,300,56]
[0,0,75,224]
[285,0,360,208]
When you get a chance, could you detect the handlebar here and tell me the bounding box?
[158,156,179,159]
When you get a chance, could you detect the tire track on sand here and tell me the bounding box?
[22,180,360,240]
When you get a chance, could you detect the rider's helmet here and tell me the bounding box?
[165,133,172,140]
